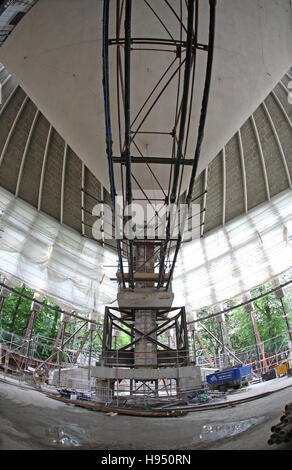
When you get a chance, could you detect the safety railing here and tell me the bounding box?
[1,323,291,395]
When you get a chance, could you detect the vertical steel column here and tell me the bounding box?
[102,0,126,287]
[47,324,62,370]
[22,293,42,370]
[124,0,134,288]
[88,328,93,383]
[243,297,268,374]
[280,297,292,369]
[191,330,197,364]
[250,311,264,373]
[181,307,189,364]
[58,320,66,386]
[272,280,292,343]
[0,285,10,314]
[19,294,34,366]
[280,298,292,343]
[165,0,217,289]
[214,306,232,368]
[196,332,214,367]
[73,330,90,365]
[24,310,36,370]
[158,0,195,288]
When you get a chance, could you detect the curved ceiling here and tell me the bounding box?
[0,0,291,194]
[0,64,291,249]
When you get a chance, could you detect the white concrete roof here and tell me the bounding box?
[0,0,291,192]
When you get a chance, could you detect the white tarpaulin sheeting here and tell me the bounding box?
[172,189,292,313]
[0,187,118,315]
[0,186,291,315]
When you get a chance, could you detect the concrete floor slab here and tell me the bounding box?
[0,374,292,450]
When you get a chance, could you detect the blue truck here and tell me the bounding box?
[206,365,252,392]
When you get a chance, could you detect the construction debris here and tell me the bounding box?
[188,392,213,404]
[268,403,292,445]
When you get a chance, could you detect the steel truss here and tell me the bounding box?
[102,306,189,367]
[102,0,217,291]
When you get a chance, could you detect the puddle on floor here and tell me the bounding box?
[47,424,86,448]
[193,416,265,445]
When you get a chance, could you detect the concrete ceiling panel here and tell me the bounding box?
[0,0,291,192]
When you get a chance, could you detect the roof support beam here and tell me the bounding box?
[2,73,11,88]
[262,101,292,189]
[38,124,52,211]
[60,143,67,224]
[279,80,290,94]
[15,108,39,197]
[0,85,18,118]
[250,114,270,201]
[237,129,248,214]
[0,94,28,168]
[271,90,291,128]
[221,146,226,226]
[200,168,208,237]
[81,161,85,236]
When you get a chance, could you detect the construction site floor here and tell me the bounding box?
[0,373,292,451]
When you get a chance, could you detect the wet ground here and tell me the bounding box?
[0,374,292,451]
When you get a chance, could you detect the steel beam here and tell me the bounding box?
[102,0,126,287]
[124,0,134,289]
[112,155,194,165]
[157,0,195,288]
[165,0,217,289]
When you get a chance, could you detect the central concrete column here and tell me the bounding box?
[133,241,157,367]
[134,310,157,367]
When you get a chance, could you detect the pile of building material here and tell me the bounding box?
[268,403,292,445]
